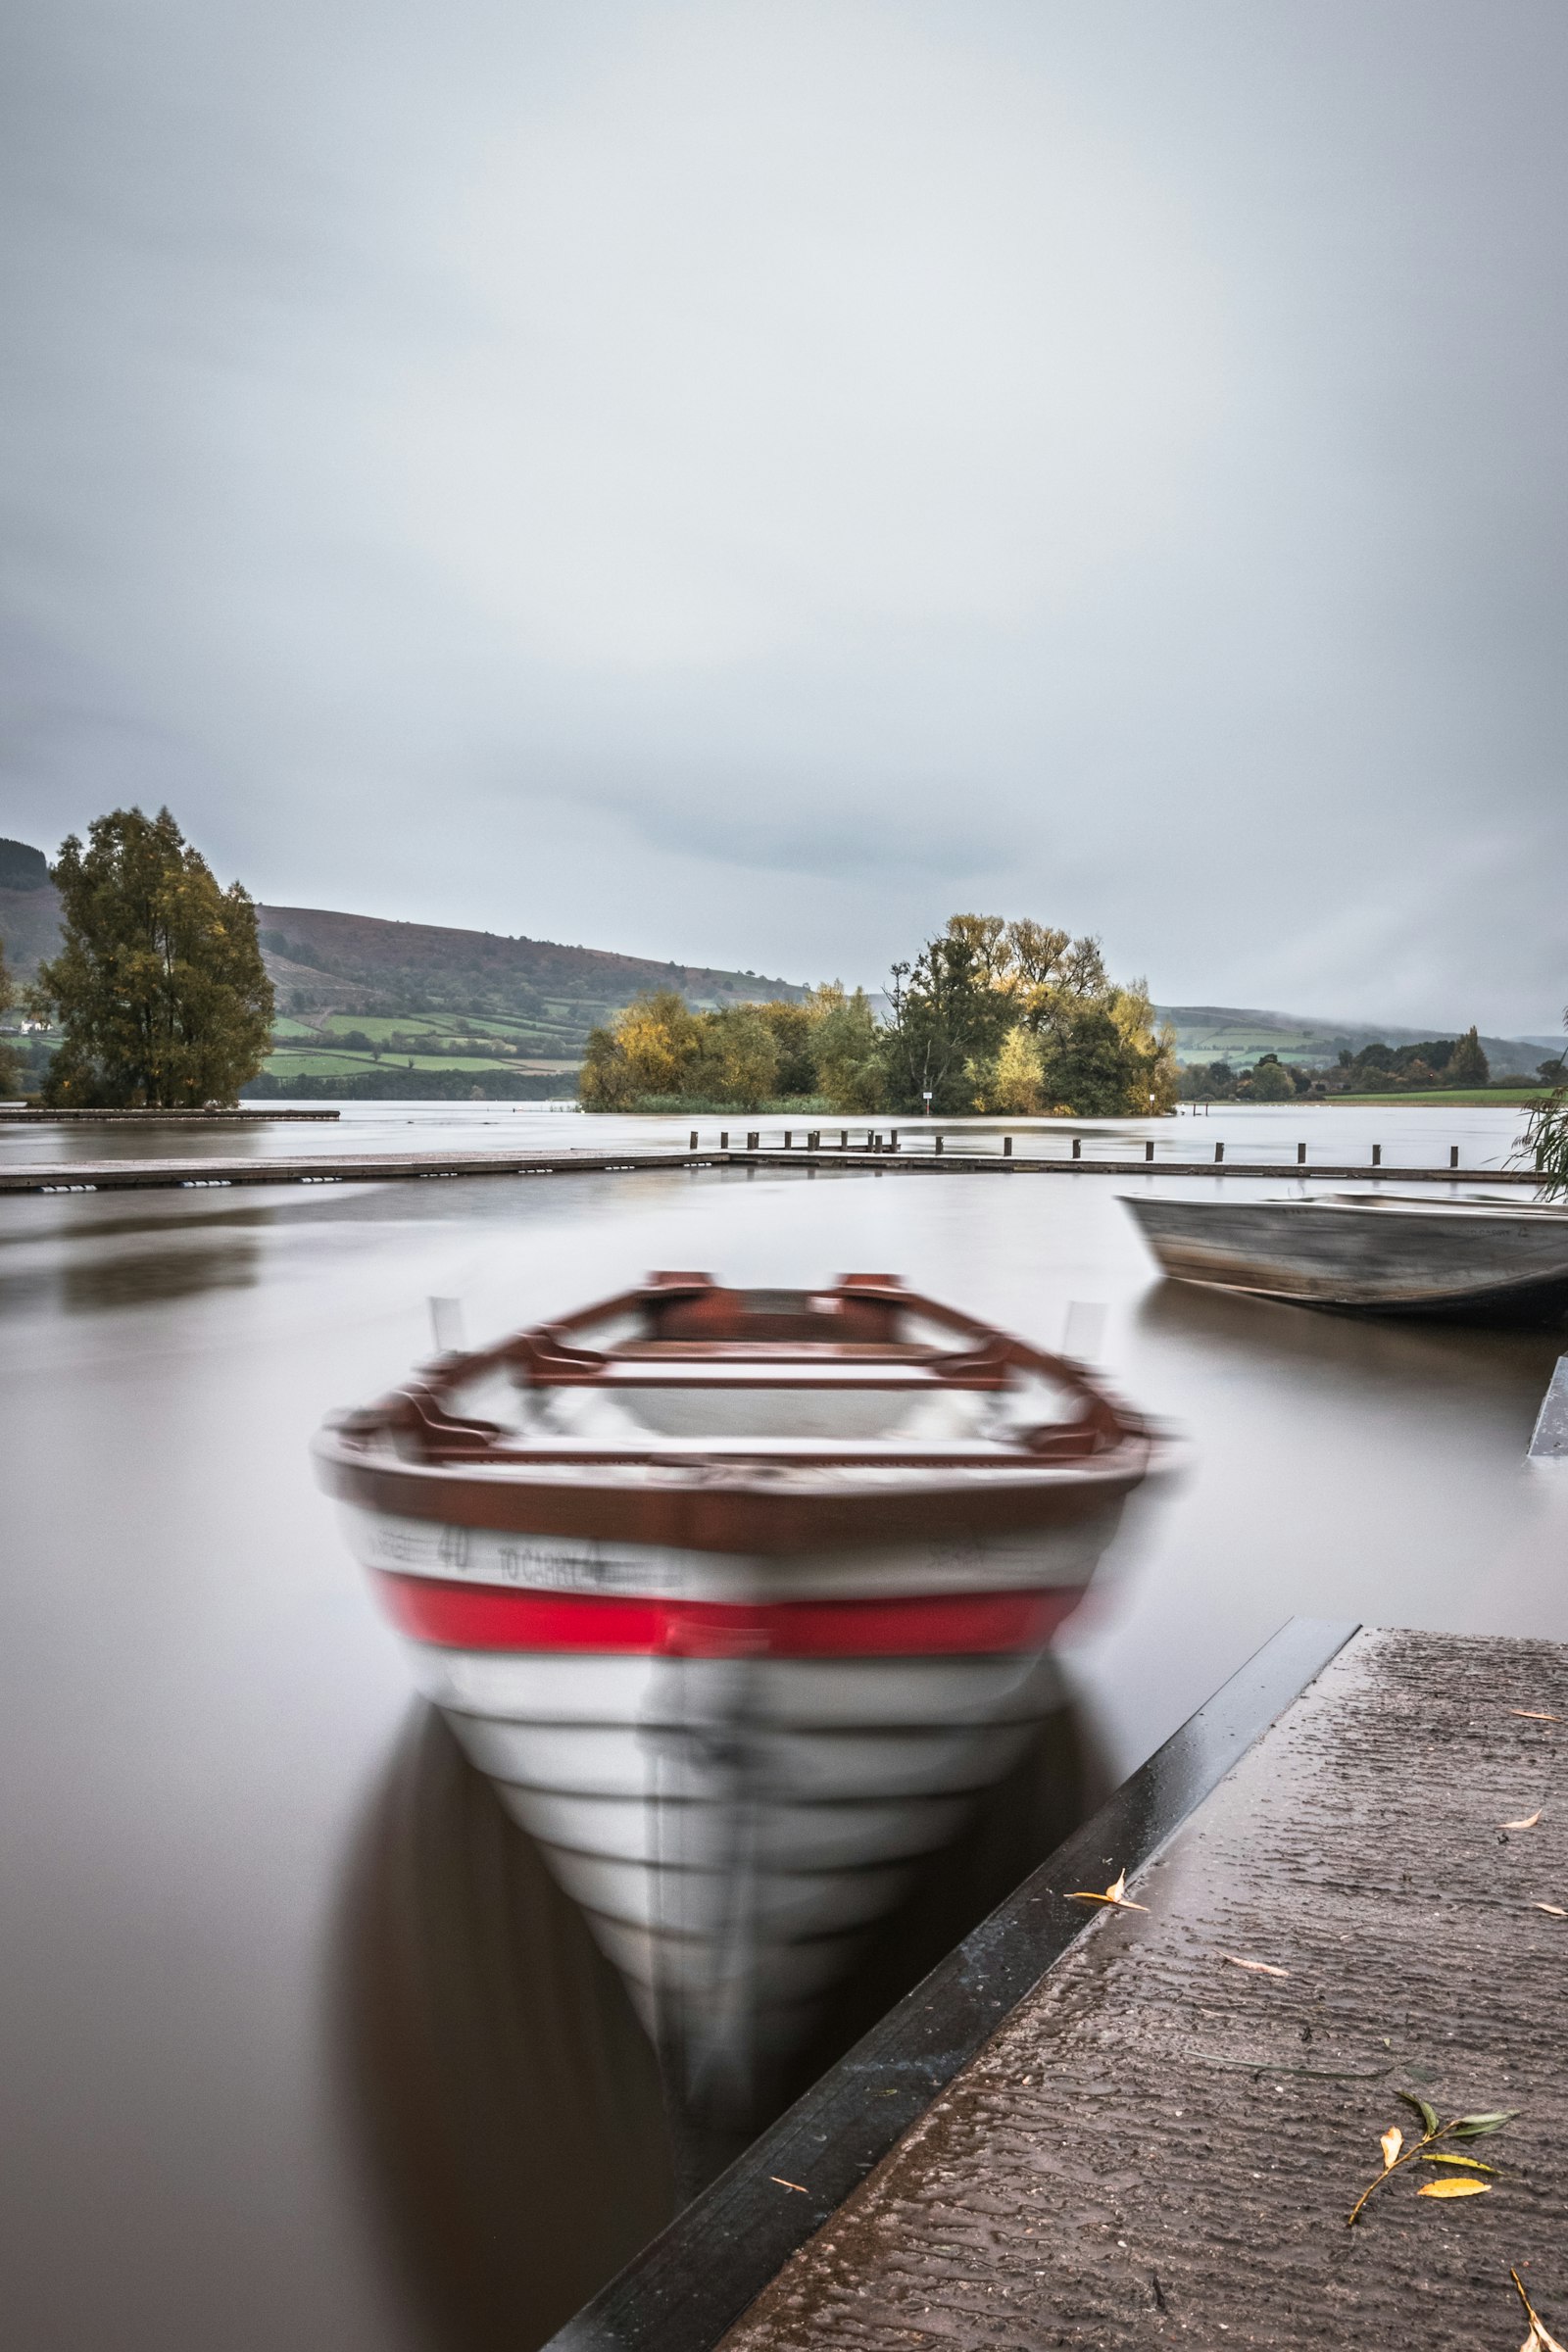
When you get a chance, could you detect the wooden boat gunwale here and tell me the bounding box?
[314,1272,1158,1551]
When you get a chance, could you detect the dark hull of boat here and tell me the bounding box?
[1125,1196,1568,1327]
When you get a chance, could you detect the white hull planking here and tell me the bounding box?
[347,1507,1085,2081]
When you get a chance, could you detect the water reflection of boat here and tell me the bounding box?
[315,1272,1165,2112]
[1126,1191,1568,1324]
[335,1699,1099,2345]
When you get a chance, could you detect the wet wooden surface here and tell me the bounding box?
[720,1629,1568,2350]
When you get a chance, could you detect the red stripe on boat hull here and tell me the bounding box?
[374,1573,1082,1657]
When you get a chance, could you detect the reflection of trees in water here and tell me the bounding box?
[333,1699,1100,2352]
[60,1239,261,1313]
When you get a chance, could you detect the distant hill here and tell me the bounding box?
[0,838,64,982]
[1154,1004,1549,1076]
[0,851,808,1092]
[253,901,802,1020]
[0,859,800,1009]
[1,839,1553,1089]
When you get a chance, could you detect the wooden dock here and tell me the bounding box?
[548,1621,1568,2350]
[0,1133,1541,1196]
[0,1105,339,1122]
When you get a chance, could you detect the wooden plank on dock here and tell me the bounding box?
[544,1619,1358,2352]
[550,1624,1568,2351]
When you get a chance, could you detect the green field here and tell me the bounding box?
[264,1049,578,1079]
[1333,1087,1552,1107]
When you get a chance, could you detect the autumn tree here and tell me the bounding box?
[30,808,273,1107]
[807,983,885,1112]
[1448,1025,1490,1086]
[970,1025,1048,1114]
[0,935,20,1095]
[884,915,1176,1116]
[882,925,1012,1113]
[1248,1054,1297,1102]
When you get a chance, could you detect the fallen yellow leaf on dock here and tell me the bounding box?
[1068,1868,1148,1912]
[1513,2269,1567,2352]
[1220,1953,1289,1977]
[769,2177,808,2193]
[1533,1903,1567,1918]
[1511,1711,1562,1723]
[1381,2127,1403,2171]
[1417,2177,1492,2199]
[1501,1811,1544,1830]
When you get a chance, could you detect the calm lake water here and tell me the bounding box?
[2,1103,1564,2347]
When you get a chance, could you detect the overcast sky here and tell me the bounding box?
[2,1,1565,1029]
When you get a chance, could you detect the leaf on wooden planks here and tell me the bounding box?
[1068,1868,1148,1913]
[1400,2091,1442,2136]
[1534,1903,1568,1918]
[1420,2152,1496,2174]
[1450,2112,1517,2138]
[1417,2177,1492,2200]
[1501,1810,1544,1831]
[1221,1953,1289,1978]
[1511,1710,1563,1723]
[1381,2127,1403,2171]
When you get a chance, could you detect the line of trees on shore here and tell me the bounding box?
[581,916,1178,1116]
[1181,1026,1563,1103]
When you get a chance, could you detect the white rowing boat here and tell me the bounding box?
[315,1272,1168,2107]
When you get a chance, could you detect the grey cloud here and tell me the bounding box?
[1,0,1565,1029]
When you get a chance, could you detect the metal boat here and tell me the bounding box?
[1125,1191,1568,1323]
[314,1271,1165,2107]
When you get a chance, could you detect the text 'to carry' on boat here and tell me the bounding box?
[315,1272,1167,2111]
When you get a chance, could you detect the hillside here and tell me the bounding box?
[0,848,808,1095]
[3,838,1554,1094]
[1154,1003,1547,1076]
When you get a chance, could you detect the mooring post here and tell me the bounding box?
[808,1130,819,1150]
[1298,1142,1306,1164]
[1215,1141,1224,1162]
[1004,1136,1012,1157]
[1145,1140,1154,1161]
[783,1130,791,1149]
[748,1130,759,1150]
[840,1129,848,1148]
[1372,1144,1382,1166]
[1072,1138,1082,1160]
[1450,1145,1459,1168]
[689,1130,697,1150]
[935,1134,944,1154]
[890,1130,900,1152]
[720,1130,728,1149]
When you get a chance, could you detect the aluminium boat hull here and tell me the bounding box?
[1125,1193,1568,1323]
